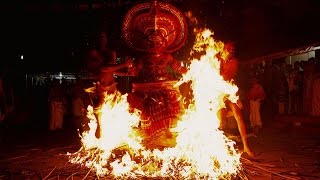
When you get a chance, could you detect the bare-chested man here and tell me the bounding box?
[85,31,132,137]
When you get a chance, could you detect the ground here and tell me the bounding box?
[0,115,320,180]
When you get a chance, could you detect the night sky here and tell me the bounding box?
[1,0,320,72]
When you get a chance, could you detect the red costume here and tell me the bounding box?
[122,0,188,137]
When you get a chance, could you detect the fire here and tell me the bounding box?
[69,92,143,175]
[68,28,242,179]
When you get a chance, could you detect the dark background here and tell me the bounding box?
[1,0,320,72]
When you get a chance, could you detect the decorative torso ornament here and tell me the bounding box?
[122,0,188,137]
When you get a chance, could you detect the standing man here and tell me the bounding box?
[84,30,132,137]
[247,77,266,135]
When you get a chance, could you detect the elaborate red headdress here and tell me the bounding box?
[122,0,188,53]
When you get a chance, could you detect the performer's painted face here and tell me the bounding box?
[147,31,168,52]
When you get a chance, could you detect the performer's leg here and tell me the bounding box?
[91,88,105,139]
[217,108,227,130]
[228,101,254,156]
[94,107,102,139]
[91,94,103,139]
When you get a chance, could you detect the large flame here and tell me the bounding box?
[68,28,242,179]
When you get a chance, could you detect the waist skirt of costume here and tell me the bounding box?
[128,81,183,137]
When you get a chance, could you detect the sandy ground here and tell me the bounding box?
[0,115,320,180]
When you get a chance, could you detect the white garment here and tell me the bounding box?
[49,101,64,131]
[249,100,262,128]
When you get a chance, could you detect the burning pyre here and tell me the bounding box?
[68,28,243,179]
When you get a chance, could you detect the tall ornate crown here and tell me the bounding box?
[122,0,188,53]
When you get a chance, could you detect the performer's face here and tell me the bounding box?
[147,32,167,52]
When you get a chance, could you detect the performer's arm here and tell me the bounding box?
[167,54,187,74]
[100,58,133,73]
[115,57,141,76]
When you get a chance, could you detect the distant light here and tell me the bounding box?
[59,72,62,77]
[20,55,23,60]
